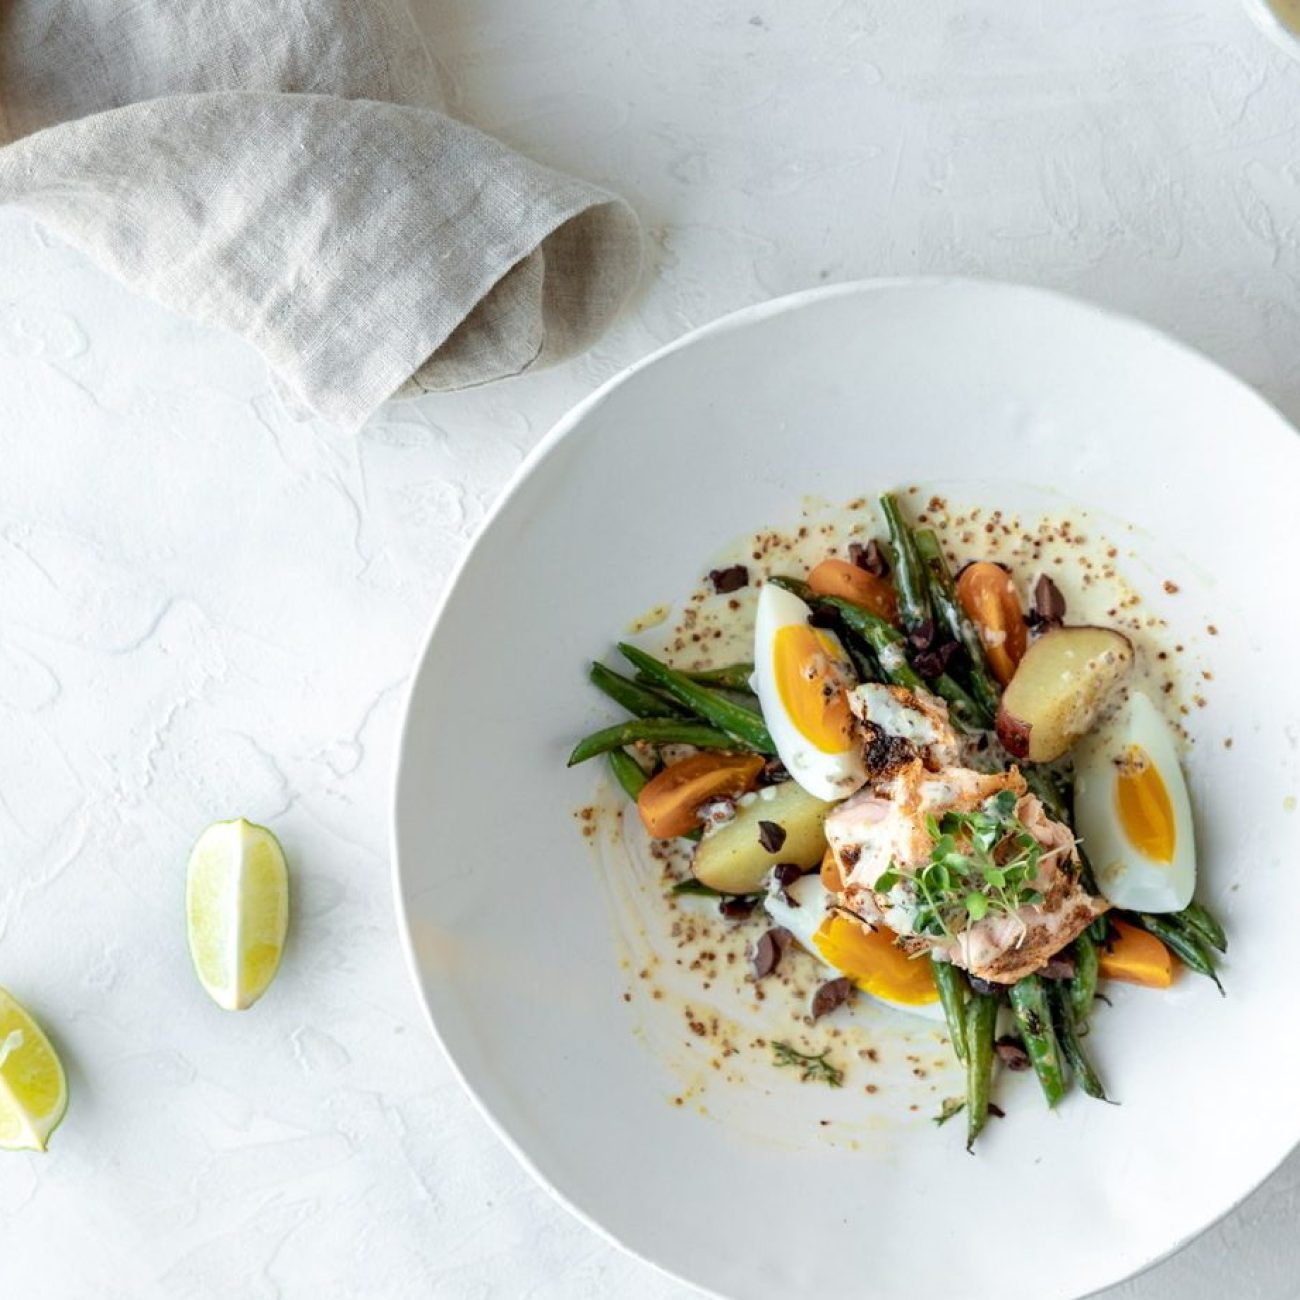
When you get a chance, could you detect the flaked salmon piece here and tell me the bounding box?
[938,791,1106,983]
[847,683,960,779]
[827,766,1024,894]
[826,765,1024,932]
[824,762,1104,982]
[943,888,1105,984]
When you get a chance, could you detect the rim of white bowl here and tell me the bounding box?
[1241,0,1300,60]
[389,276,1300,1300]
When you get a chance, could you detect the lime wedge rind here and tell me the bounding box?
[186,819,289,1012]
[0,989,68,1153]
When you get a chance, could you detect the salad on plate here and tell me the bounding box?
[568,491,1225,1149]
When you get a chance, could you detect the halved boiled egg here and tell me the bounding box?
[764,872,943,1021]
[751,583,866,801]
[1073,690,1196,913]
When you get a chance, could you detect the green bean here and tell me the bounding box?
[964,991,998,1151]
[1070,929,1100,1030]
[767,579,884,682]
[683,663,756,691]
[1008,975,1068,1107]
[589,662,690,720]
[768,578,987,728]
[637,672,761,711]
[1135,913,1224,995]
[878,492,933,635]
[928,674,992,734]
[1048,982,1109,1101]
[713,687,763,713]
[819,594,931,689]
[655,680,762,713]
[842,637,884,685]
[607,748,649,800]
[1176,899,1227,954]
[931,957,969,1062]
[1022,767,1069,821]
[1023,768,1101,895]
[812,595,987,731]
[913,528,1002,720]
[770,577,909,679]
[1073,846,1102,898]
[616,644,776,754]
[568,718,739,767]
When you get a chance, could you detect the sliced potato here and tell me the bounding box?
[691,780,832,895]
[996,625,1134,762]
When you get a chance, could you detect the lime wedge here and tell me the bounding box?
[0,988,68,1152]
[186,819,289,1011]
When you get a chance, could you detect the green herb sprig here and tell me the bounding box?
[934,1097,966,1127]
[771,1041,844,1088]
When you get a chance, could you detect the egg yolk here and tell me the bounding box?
[812,914,938,1006]
[1115,744,1176,864]
[773,625,853,753]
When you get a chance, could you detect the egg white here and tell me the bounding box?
[751,583,866,801]
[1074,690,1196,913]
[764,873,945,1022]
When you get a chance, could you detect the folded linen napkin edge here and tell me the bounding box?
[0,90,642,430]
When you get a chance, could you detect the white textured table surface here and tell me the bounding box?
[3,3,1299,1297]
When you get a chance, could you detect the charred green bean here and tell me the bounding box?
[814,595,988,732]
[965,991,998,1151]
[1008,975,1067,1107]
[1070,929,1100,1030]
[568,718,738,766]
[589,662,690,719]
[607,748,650,800]
[1135,912,1224,995]
[914,527,1002,720]
[878,492,933,635]
[617,644,776,754]
[683,663,756,691]
[932,957,970,1062]
[1049,981,1109,1101]
[1176,899,1227,954]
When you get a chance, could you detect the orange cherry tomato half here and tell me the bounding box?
[955,561,1028,686]
[636,752,766,839]
[1097,918,1176,989]
[820,845,845,894]
[807,558,899,625]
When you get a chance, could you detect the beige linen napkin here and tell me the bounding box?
[0,2,640,428]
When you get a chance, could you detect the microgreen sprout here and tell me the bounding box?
[874,789,1057,941]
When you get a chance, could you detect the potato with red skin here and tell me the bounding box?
[995,626,1135,762]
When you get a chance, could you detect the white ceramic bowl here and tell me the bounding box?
[1242,0,1300,61]
[393,281,1300,1300]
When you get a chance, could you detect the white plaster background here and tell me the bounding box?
[2,2,1299,1296]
